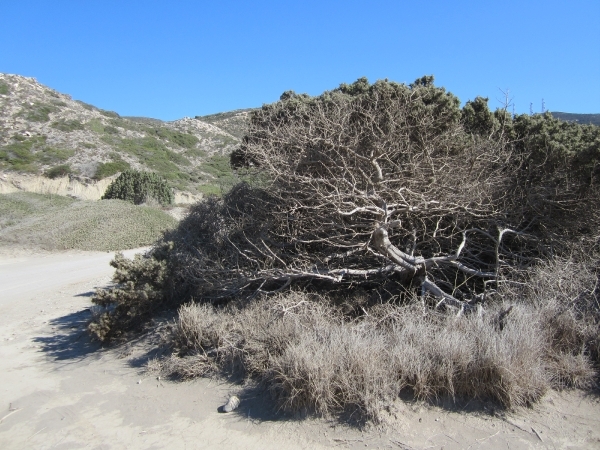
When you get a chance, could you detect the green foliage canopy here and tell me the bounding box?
[102,170,174,205]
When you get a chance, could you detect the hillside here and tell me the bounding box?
[550,111,600,126]
[0,73,253,195]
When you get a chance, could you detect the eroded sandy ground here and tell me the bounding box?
[0,248,599,449]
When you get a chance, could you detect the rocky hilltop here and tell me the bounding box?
[0,73,252,196]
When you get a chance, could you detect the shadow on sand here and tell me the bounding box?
[32,308,102,361]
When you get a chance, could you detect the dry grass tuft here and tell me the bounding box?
[152,265,598,423]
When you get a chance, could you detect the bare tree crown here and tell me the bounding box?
[155,77,598,314]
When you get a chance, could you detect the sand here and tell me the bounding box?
[0,247,599,449]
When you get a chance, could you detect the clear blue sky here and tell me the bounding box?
[2,0,598,120]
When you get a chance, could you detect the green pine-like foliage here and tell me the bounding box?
[102,170,174,205]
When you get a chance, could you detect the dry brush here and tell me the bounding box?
[91,77,600,421]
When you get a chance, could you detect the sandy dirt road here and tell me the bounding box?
[0,248,599,449]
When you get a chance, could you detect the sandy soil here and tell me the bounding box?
[0,248,599,449]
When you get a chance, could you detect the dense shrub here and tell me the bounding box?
[147,127,199,149]
[0,135,55,172]
[99,109,120,118]
[91,76,600,422]
[103,125,119,135]
[45,164,72,179]
[94,160,131,179]
[50,119,85,132]
[102,169,174,205]
[21,102,58,122]
[89,249,170,341]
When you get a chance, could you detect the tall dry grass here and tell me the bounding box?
[152,253,599,423]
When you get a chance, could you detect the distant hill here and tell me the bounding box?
[0,73,252,195]
[3,73,596,198]
[196,109,255,139]
[550,112,600,126]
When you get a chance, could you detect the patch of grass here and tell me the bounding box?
[197,184,222,196]
[51,119,85,132]
[0,135,73,172]
[99,109,120,118]
[45,164,73,179]
[102,135,191,186]
[20,102,58,122]
[195,154,236,194]
[0,192,177,251]
[0,136,48,172]
[94,160,131,179]
[0,192,74,230]
[146,127,199,149]
[214,135,238,149]
[49,99,67,107]
[123,116,164,125]
[86,118,105,134]
[200,154,234,180]
[0,81,9,95]
[184,148,207,159]
[108,118,142,132]
[75,100,96,111]
[36,147,75,165]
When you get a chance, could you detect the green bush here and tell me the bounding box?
[37,147,75,165]
[45,164,72,179]
[94,160,131,179]
[102,135,190,184]
[89,251,169,341]
[21,102,58,122]
[99,109,120,118]
[146,127,199,149]
[50,119,85,132]
[0,136,48,172]
[86,118,105,133]
[0,81,9,95]
[102,170,174,205]
[75,100,96,111]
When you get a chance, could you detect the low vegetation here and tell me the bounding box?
[151,260,597,423]
[20,101,59,122]
[0,80,9,95]
[50,118,85,132]
[0,192,177,251]
[196,109,255,139]
[86,76,600,423]
[44,164,73,179]
[0,135,75,172]
[0,74,247,196]
[146,126,199,149]
[102,170,174,205]
[94,159,131,179]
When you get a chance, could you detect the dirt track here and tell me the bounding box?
[0,248,599,449]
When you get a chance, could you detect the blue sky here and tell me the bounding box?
[2,0,598,120]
